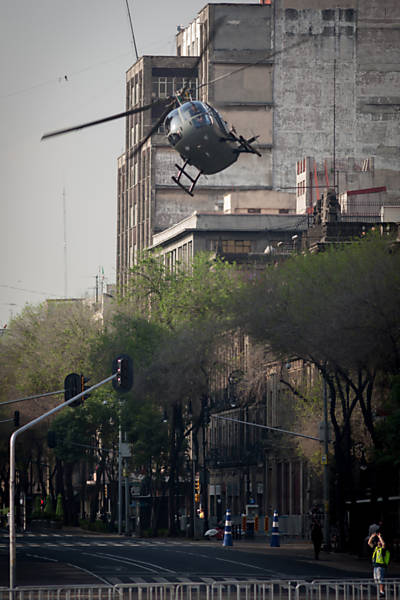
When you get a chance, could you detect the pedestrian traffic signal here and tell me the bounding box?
[13,410,20,427]
[112,355,133,392]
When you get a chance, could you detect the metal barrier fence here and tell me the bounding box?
[0,585,115,600]
[295,579,400,600]
[1,580,400,600]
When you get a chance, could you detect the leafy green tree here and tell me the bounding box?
[0,301,102,397]
[112,252,241,534]
[0,300,103,518]
[55,493,64,522]
[125,251,241,329]
[49,388,120,526]
[43,494,53,518]
[233,234,400,546]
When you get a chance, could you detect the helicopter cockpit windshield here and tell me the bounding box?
[165,101,213,146]
[180,101,212,128]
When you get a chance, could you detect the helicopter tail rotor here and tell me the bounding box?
[230,131,262,157]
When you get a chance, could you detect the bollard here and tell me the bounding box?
[223,508,233,546]
[270,509,280,547]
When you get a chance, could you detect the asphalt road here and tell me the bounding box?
[1,530,399,587]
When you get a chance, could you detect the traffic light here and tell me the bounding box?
[112,355,133,392]
[47,430,56,448]
[195,474,200,494]
[80,374,91,402]
[13,411,20,427]
[64,373,81,405]
[64,372,89,407]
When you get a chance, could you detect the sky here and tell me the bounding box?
[0,1,258,328]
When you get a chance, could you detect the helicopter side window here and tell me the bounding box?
[164,110,183,145]
[165,110,183,135]
[206,104,230,134]
[168,132,182,146]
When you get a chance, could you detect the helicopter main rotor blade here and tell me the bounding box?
[129,99,176,159]
[41,101,161,141]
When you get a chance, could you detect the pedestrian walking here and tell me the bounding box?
[368,531,390,596]
[311,519,323,560]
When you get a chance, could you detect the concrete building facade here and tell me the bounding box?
[117,0,400,289]
[273,0,400,198]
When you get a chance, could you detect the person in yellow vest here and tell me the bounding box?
[368,531,390,596]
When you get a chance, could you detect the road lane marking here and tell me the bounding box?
[25,553,58,562]
[212,556,265,570]
[66,562,110,584]
[82,551,177,574]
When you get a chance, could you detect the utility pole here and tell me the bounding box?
[62,187,68,299]
[118,420,123,534]
[201,396,209,534]
[322,373,330,549]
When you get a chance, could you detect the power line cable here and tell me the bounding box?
[0,284,61,297]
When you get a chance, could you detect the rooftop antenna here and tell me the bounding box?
[62,187,68,298]
[333,57,336,191]
[124,0,139,61]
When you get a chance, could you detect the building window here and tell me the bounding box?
[152,76,197,100]
[209,239,252,253]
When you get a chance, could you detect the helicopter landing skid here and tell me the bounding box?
[172,160,203,196]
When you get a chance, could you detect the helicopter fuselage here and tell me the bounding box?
[164,100,239,175]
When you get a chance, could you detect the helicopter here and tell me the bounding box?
[161,93,261,195]
[42,89,261,196]
[41,29,307,195]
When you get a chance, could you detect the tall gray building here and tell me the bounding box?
[117,0,400,288]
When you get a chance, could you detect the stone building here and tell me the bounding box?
[116,0,400,536]
[117,0,400,288]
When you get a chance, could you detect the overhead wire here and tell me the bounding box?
[197,37,311,92]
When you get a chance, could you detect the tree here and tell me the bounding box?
[113,251,242,535]
[124,251,241,330]
[50,388,120,526]
[0,300,105,523]
[233,235,400,547]
[127,322,221,535]
[0,301,102,398]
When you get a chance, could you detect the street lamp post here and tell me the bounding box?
[201,396,209,534]
[9,373,117,592]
